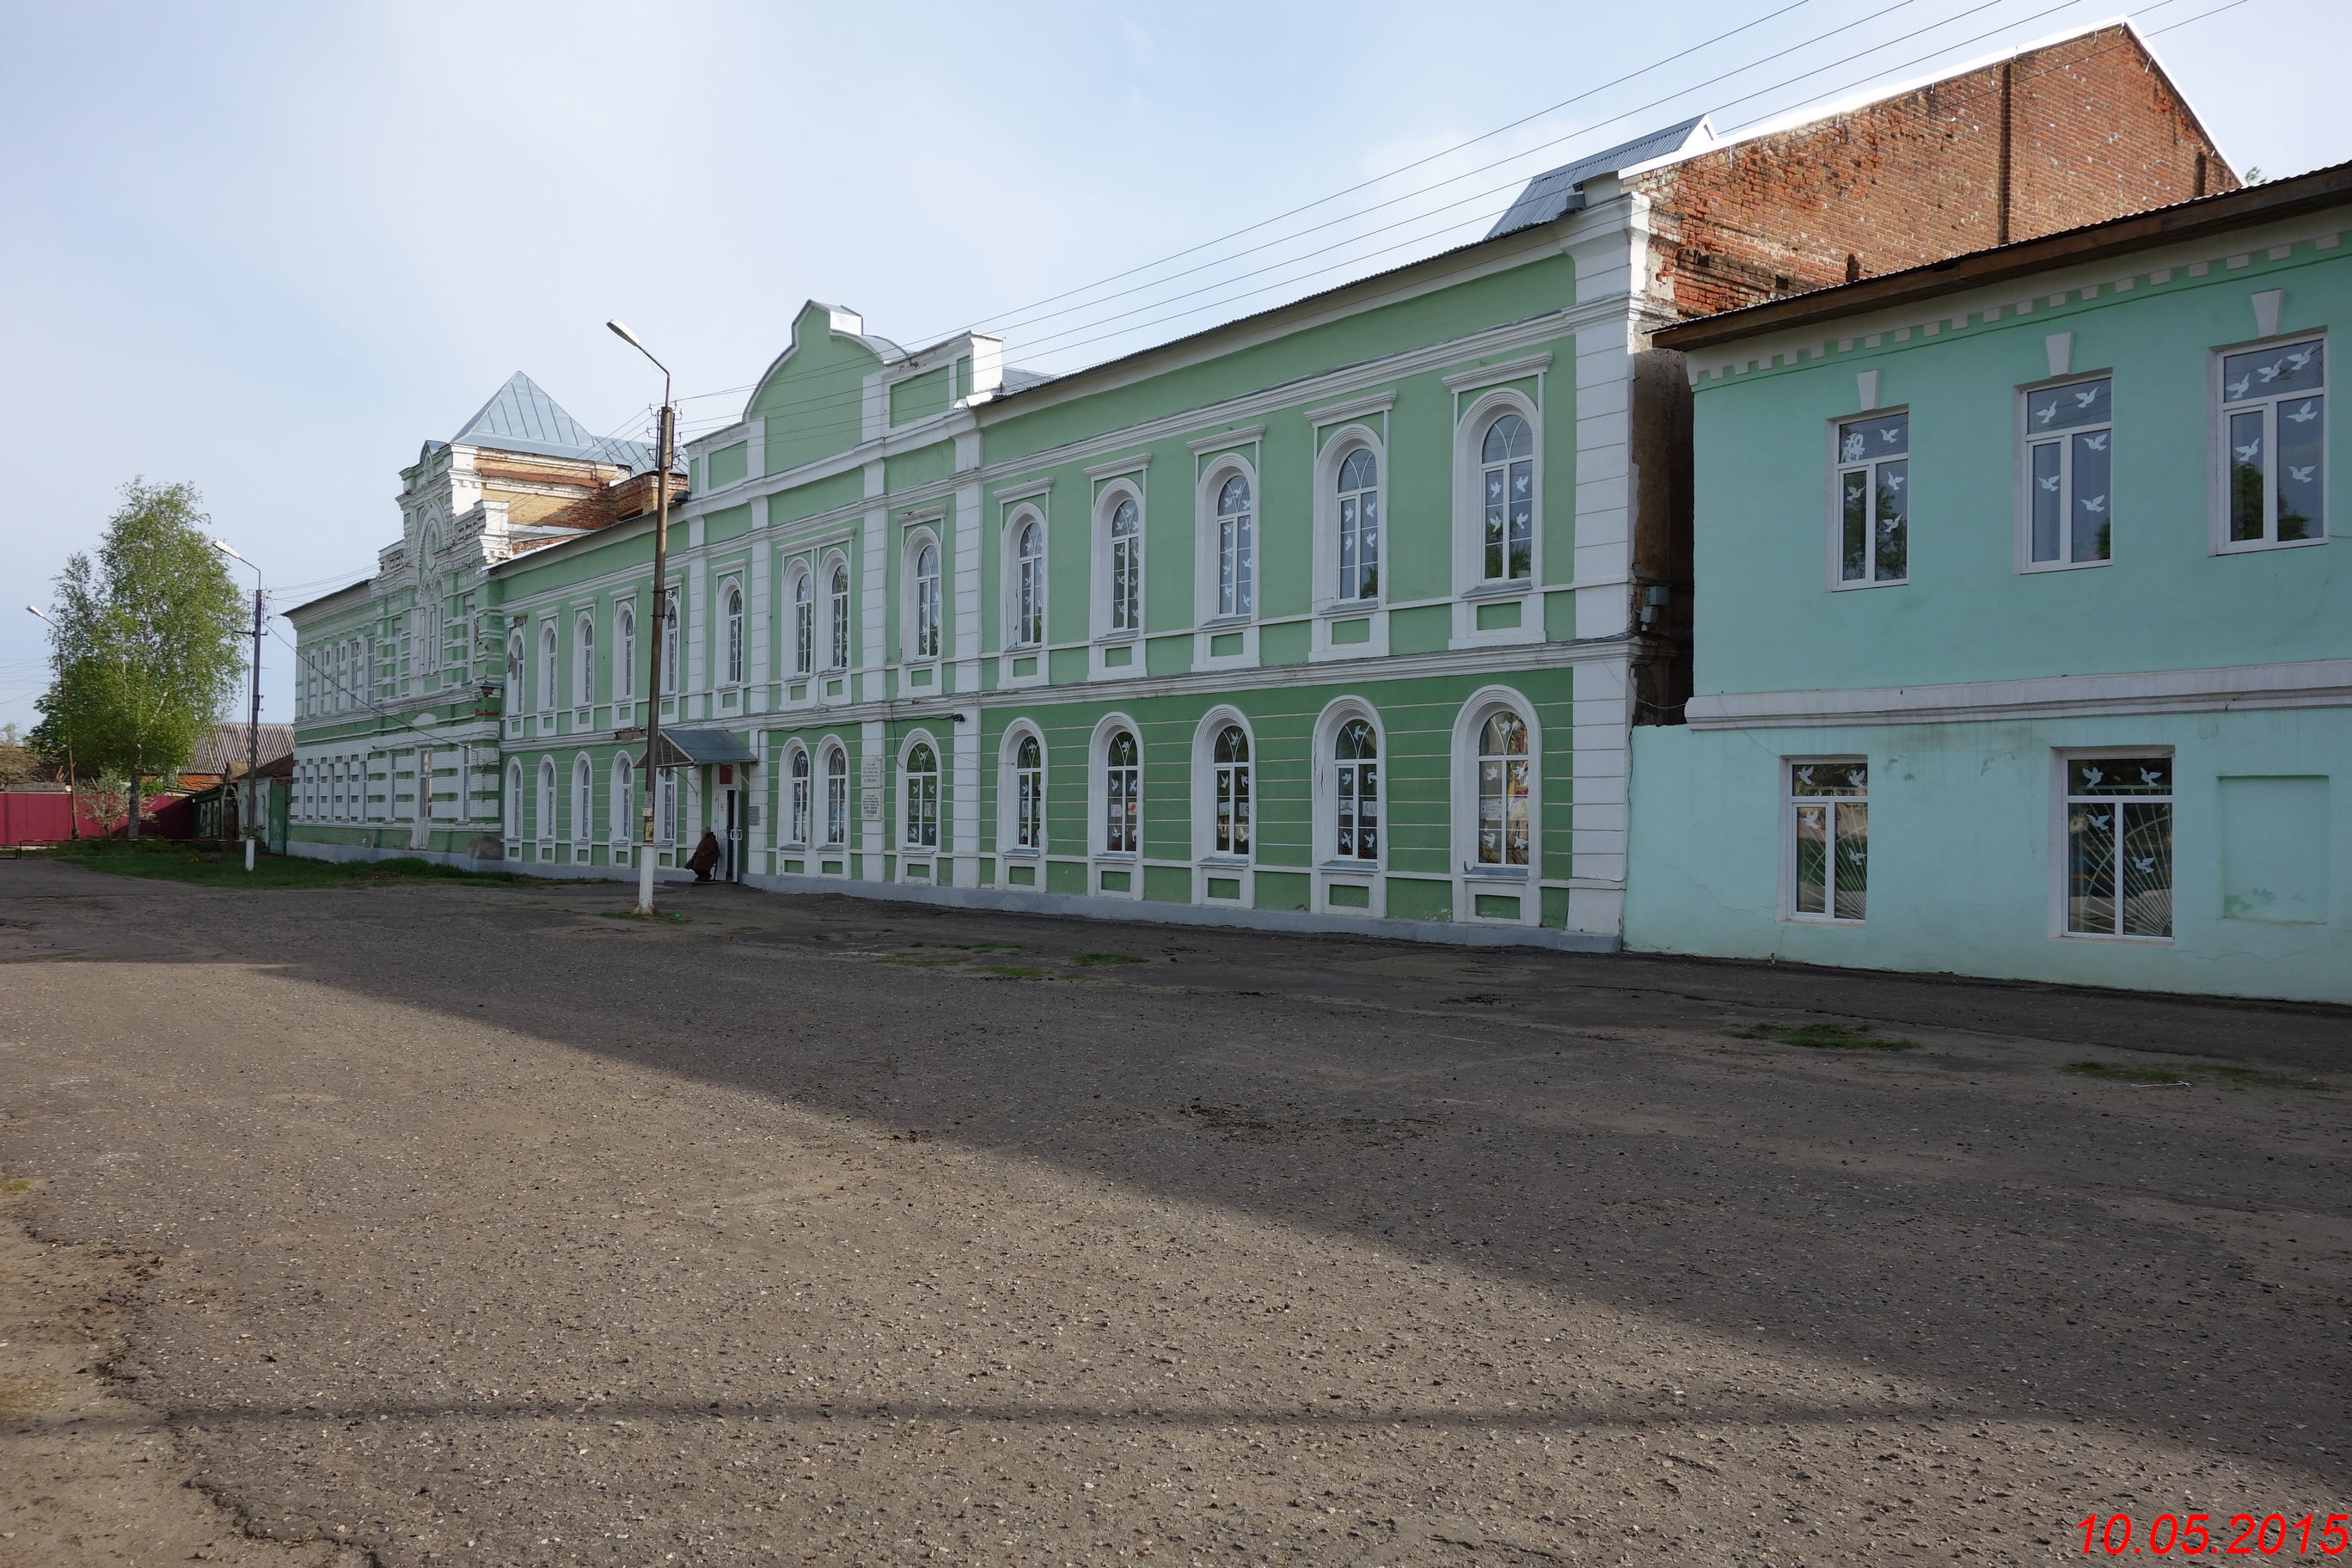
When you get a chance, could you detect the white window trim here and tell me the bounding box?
[901,527,944,669]
[536,756,557,849]
[2048,745,2177,945]
[1192,457,1259,668]
[898,728,944,854]
[778,741,811,848]
[573,611,597,720]
[505,758,522,844]
[1779,756,1870,925]
[1000,505,1049,665]
[783,561,815,683]
[1307,697,1386,917]
[1091,480,1146,668]
[614,600,637,703]
[819,552,854,674]
[997,721,1048,858]
[1087,712,1145,897]
[610,752,637,848]
[719,579,745,689]
[2013,372,2116,574]
[2208,330,2329,555]
[1449,686,1541,924]
[538,622,559,714]
[819,739,851,858]
[1190,707,1256,891]
[1451,389,1545,649]
[572,752,594,859]
[1825,403,1913,591]
[1313,424,1393,663]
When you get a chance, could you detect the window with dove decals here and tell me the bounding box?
[1789,760,1868,922]
[1834,412,1908,585]
[2064,755,2172,940]
[2220,339,2324,548]
[2025,377,2113,567]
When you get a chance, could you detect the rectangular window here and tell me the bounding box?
[2024,377,2113,567]
[1790,761,1867,921]
[1834,412,1909,585]
[2064,754,2172,939]
[2220,339,2324,548]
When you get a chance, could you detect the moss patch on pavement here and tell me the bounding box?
[1724,1020,1919,1050]
[47,841,523,891]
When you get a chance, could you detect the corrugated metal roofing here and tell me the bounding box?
[451,372,654,470]
[1485,117,1714,239]
[654,727,758,767]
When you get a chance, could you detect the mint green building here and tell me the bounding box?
[1632,164,2352,1002]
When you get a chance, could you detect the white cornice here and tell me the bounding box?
[1185,422,1265,453]
[1442,350,1554,392]
[1303,390,1397,426]
[993,476,1052,506]
[1082,451,1152,481]
[1687,658,2352,730]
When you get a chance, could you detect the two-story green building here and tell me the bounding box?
[1632,162,2352,1002]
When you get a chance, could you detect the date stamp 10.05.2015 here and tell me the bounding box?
[2079,1513,2349,1556]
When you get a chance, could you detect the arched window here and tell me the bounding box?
[824,746,848,845]
[539,625,558,713]
[1338,448,1380,600]
[1480,414,1534,583]
[1476,709,1530,867]
[1334,719,1379,861]
[787,746,811,844]
[1014,733,1044,849]
[1216,476,1253,618]
[912,541,941,658]
[657,767,677,845]
[791,568,813,676]
[505,759,522,838]
[1014,520,1044,646]
[829,564,851,670]
[661,590,679,694]
[538,757,557,842]
[903,741,939,848]
[611,754,636,845]
[1105,729,1139,854]
[1211,725,1250,854]
[573,756,592,846]
[574,615,594,707]
[723,584,744,685]
[1109,497,1140,634]
[504,633,522,713]
[615,603,636,701]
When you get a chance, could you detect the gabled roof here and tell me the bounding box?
[447,372,654,470]
[1486,117,1715,239]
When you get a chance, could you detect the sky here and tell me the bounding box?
[3,0,2344,736]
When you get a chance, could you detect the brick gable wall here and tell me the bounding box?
[1633,24,2233,322]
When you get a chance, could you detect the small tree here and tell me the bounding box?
[32,481,246,836]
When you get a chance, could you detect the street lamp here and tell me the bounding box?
[25,605,80,840]
[606,320,677,916]
[212,540,265,873]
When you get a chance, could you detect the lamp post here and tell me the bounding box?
[607,319,676,916]
[211,541,264,872]
[25,605,79,839]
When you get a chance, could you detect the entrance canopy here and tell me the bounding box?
[652,727,757,768]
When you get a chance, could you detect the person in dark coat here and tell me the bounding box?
[687,829,723,882]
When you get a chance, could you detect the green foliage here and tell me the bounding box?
[2062,1059,2329,1091]
[1722,1020,1918,1050]
[31,481,248,790]
[1071,952,1147,966]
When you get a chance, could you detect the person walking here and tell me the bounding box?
[686,828,722,883]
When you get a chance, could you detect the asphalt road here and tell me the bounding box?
[1,861,2347,1567]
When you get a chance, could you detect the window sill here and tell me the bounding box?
[2055,931,2175,946]
[1828,577,1908,591]
[1198,854,1250,869]
[2214,535,2330,555]
[1463,864,1530,880]
[1319,860,1381,873]
[1001,847,1043,861]
[1461,580,1532,600]
[2019,556,2112,574]
[1197,614,1253,631]
[1784,914,1865,927]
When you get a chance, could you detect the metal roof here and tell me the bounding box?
[1485,117,1714,239]
[653,727,758,768]
[450,372,654,470]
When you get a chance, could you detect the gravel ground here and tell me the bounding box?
[0,859,2346,1567]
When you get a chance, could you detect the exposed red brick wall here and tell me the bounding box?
[1634,25,2233,321]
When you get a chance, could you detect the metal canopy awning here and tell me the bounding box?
[652,727,757,768]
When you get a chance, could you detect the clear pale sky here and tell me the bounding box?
[3,0,2342,733]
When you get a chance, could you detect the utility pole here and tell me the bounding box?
[608,321,673,916]
[214,542,264,870]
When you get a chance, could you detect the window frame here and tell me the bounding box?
[903,529,943,663]
[536,756,557,848]
[1093,482,1145,643]
[1191,709,1255,866]
[1781,757,1869,925]
[999,723,1047,856]
[1089,714,1144,869]
[822,743,849,848]
[900,732,941,852]
[505,758,522,842]
[1330,438,1384,606]
[1316,701,1385,870]
[2051,747,2176,944]
[1194,459,1258,627]
[782,742,812,847]
[610,752,637,849]
[787,564,814,677]
[2015,373,2116,573]
[1450,389,1544,613]
[2210,332,2328,554]
[720,580,744,688]
[824,555,853,672]
[572,753,594,854]
[1449,689,1542,909]
[660,588,681,695]
[573,611,596,716]
[1004,509,1047,651]
[1826,404,1913,591]
[615,601,637,701]
[538,622,558,714]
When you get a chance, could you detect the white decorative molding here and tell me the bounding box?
[995,475,1052,506]
[1303,390,1398,426]
[2043,332,2073,379]
[1185,422,1265,454]
[1083,452,1152,481]
[2251,287,2284,338]
[1686,658,2352,731]
[1442,350,1554,392]
[1855,370,1881,410]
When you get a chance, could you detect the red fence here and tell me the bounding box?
[0,792,187,844]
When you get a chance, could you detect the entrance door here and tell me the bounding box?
[724,787,740,882]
